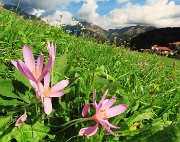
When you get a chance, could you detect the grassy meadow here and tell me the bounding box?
[0,6,180,142]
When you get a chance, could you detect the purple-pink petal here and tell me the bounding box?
[79,124,99,136]
[37,54,44,73]
[100,119,120,129]
[43,97,52,115]
[38,57,53,82]
[99,89,108,106]
[15,113,27,126]
[11,60,18,68]
[44,72,50,89]
[17,61,37,82]
[106,104,128,118]
[51,92,65,97]
[98,119,120,136]
[96,103,103,113]
[93,90,97,107]
[101,97,117,110]
[82,103,91,117]
[51,80,69,93]
[23,45,35,72]
[47,42,56,61]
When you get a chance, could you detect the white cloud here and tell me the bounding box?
[3,0,80,11]
[42,10,79,27]
[30,9,45,17]
[116,0,129,4]
[76,0,99,25]
[99,0,180,29]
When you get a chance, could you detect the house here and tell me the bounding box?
[151,45,171,56]
[169,42,180,49]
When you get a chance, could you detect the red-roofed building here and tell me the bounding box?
[151,45,172,56]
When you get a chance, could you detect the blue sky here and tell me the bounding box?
[67,0,147,16]
[1,0,180,29]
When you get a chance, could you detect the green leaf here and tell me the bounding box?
[144,122,180,142]
[13,70,31,88]
[0,116,12,128]
[0,80,18,98]
[126,108,154,125]
[54,54,68,74]
[0,121,50,141]
[0,98,18,106]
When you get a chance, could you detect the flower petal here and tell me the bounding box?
[93,90,97,107]
[51,80,69,93]
[51,92,65,97]
[44,72,50,89]
[100,120,120,129]
[23,45,35,72]
[15,113,27,126]
[82,103,92,117]
[38,57,53,82]
[17,60,37,82]
[102,97,117,110]
[47,42,56,61]
[99,89,108,106]
[29,80,37,88]
[106,104,128,118]
[79,124,98,136]
[43,97,52,115]
[11,60,18,68]
[37,54,43,73]
[98,120,120,136]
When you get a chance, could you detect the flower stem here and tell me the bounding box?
[51,64,54,86]
[60,117,93,127]
[60,117,93,131]
[37,82,43,105]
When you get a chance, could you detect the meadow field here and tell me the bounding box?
[0,7,180,142]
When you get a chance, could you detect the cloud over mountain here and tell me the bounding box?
[2,0,180,29]
[75,0,99,25]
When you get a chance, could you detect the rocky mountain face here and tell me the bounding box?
[63,21,109,43]
[63,22,156,45]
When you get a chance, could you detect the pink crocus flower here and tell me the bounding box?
[47,42,56,63]
[15,113,27,126]
[79,89,128,136]
[11,45,53,84]
[36,73,69,115]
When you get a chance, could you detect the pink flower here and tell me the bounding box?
[15,113,27,126]
[11,45,53,84]
[36,73,69,114]
[169,74,174,78]
[47,42,56,63]
[79,89,128,136]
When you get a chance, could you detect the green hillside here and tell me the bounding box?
[0,6,180,142]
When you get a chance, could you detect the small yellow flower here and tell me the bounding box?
[154,84,160,91]
[130,123,140,131]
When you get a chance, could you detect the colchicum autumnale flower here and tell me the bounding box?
[11,45,53,84]
[47,41,56,63]
[79,89,128,136]
[15,113,27,126]
[35,73,69,114]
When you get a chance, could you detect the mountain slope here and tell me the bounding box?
[130,27,180,50]
[64,22,156,45]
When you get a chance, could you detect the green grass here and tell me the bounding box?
[0,6,180,142]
